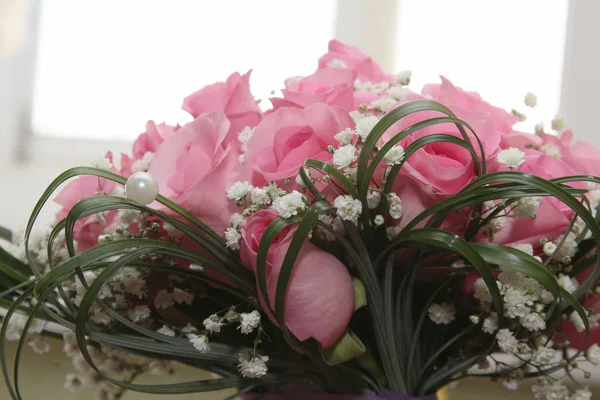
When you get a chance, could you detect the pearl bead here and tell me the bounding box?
[125,172,159,205]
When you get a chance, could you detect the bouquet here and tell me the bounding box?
[1,40,600,400]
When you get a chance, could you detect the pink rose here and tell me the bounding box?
[54,152,119,251]
[240,209,354,348]
[270,68,357,112]
[244,103,354,186]
[420,76,519,134]
[385,100,501,196]
[148,111,247,234]
[534,130,600,176]
[483,152,577,247]
[182,71,263,144]
[132,121,178,160]
[318,40,391,83]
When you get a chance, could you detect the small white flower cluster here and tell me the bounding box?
[225,180,308,246]
[474,263,553,339]
[532,380,591,400]
[238,353,269,378]
[62,331,170,397]
[497,147,526,169]
[237,126,256,163]
[153,288,194,310]
[273,191,307,219]
[386,193,403,219]
[514,197,540,218]
[428,303,456,325]
[334,195,362,224]
[131,151,154,173]
[188,333,211,353]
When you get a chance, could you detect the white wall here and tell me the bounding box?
[560,0,600,147]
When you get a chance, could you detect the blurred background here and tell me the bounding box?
[0,0,599,398]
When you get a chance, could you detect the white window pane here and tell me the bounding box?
[32,0,337,140]
[396,0,568,131]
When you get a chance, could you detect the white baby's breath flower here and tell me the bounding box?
[355,116,379,140]
[370,96,396,112]
[482,313,499,334]
[539,289,554,305]
[520,312,546,332]
[502,379,520,391]
[186,265,203,274]
[557,273,578,293]
[496,328,519,354]
[224,228,242,250]
[395,70,412,85]
[469,315,480,324]
[230,213,244,229]
[239,310,261,334]
[482,216,507,237]
[428,303,456,324]
[117,209,139,224]
[227,181,253,201]
[238,126,255,145]
[181,323,197,334]
[571,387,592,400]
[28,336,51,354]
[532,348,556,365]
[334,195,362,223]
[188,334,210,353]
[127,305,150,323]
[551,114,566,133]
[532,382,569,400]
[64,373,83,393]
[524,92,537,107]
[474,278,493,303]
[388,86,410,101]
[373,215,385,226]
[157,325,176,337]
[333,144,358,169]
[570,310,586,333]
[295,168,311,187]
[131,151,154,173]
[326,58,347,69]
[250,188,270,206]
[497,148,526,169]
[586,343,600,364]
[543,242,557,257]
[203,315,224,333]
[349,110,367,124]
[386,226,401,240]
[272,191,306,219]
[238,353,268,378]
[515,197,540,218]
[383,145,405,166]
[386,193,403,219]
[540,143,561,158]
[510,243,534,256]
[553,232,578,261]
[91,157,113,171]
[334,128,354,146]
[367,190,382,209]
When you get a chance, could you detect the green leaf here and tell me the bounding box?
[379,229,504,329]
[321,330,366,366]
[353,278,367,310]
[470,243,561,297]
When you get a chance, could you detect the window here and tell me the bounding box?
[395,0,569,132]
[31,0,337,141]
